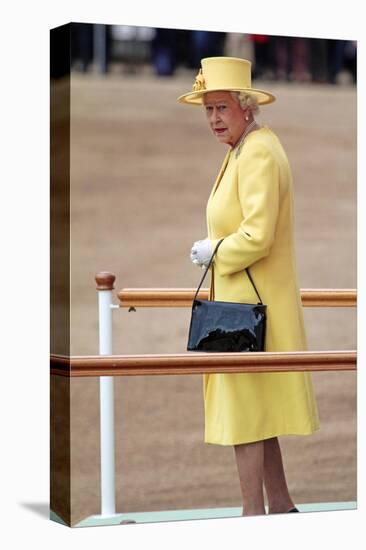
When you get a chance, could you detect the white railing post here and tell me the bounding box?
[95,272,116,516]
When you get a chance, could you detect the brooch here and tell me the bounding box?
[192,69,206,92]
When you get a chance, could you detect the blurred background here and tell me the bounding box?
[63,23,356,85]
[51,23,356,525]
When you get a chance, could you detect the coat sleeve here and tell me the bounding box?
[211,143,280,276]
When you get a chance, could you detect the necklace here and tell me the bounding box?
[233,120,261,159]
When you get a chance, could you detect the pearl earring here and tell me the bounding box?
[245,115,249,121]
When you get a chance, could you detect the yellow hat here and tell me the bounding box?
[177,56,276,106]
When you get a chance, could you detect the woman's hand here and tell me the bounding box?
[190,238,213,268]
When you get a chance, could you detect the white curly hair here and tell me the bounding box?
[230,91,260,115]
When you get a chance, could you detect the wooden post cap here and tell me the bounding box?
[95,272,116,291]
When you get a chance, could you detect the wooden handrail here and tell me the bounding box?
[51,350,356,377]
[117,288,357,308]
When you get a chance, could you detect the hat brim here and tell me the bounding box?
[177,87,276,106]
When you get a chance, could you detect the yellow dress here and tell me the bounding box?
[203,126,320,445]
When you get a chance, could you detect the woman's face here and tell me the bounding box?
[203,91,247,147]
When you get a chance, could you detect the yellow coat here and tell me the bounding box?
[204,126,320,445]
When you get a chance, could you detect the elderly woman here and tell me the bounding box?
[178,57,320,516]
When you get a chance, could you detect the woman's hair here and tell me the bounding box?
[230,92,260,115]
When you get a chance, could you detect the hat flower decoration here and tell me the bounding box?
[192,69,206,92]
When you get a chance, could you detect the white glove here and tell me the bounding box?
[190,238,213,268]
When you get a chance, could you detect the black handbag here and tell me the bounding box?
[187,239,266,352]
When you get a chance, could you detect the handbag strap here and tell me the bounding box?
[245,266,263,305]
[193,238,263,305]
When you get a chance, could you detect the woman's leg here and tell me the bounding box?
[263,437,295,513]
[233,440,265,516]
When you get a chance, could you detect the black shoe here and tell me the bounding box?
[287,507,299,513]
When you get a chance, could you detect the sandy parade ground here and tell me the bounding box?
[53,69,356,525]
